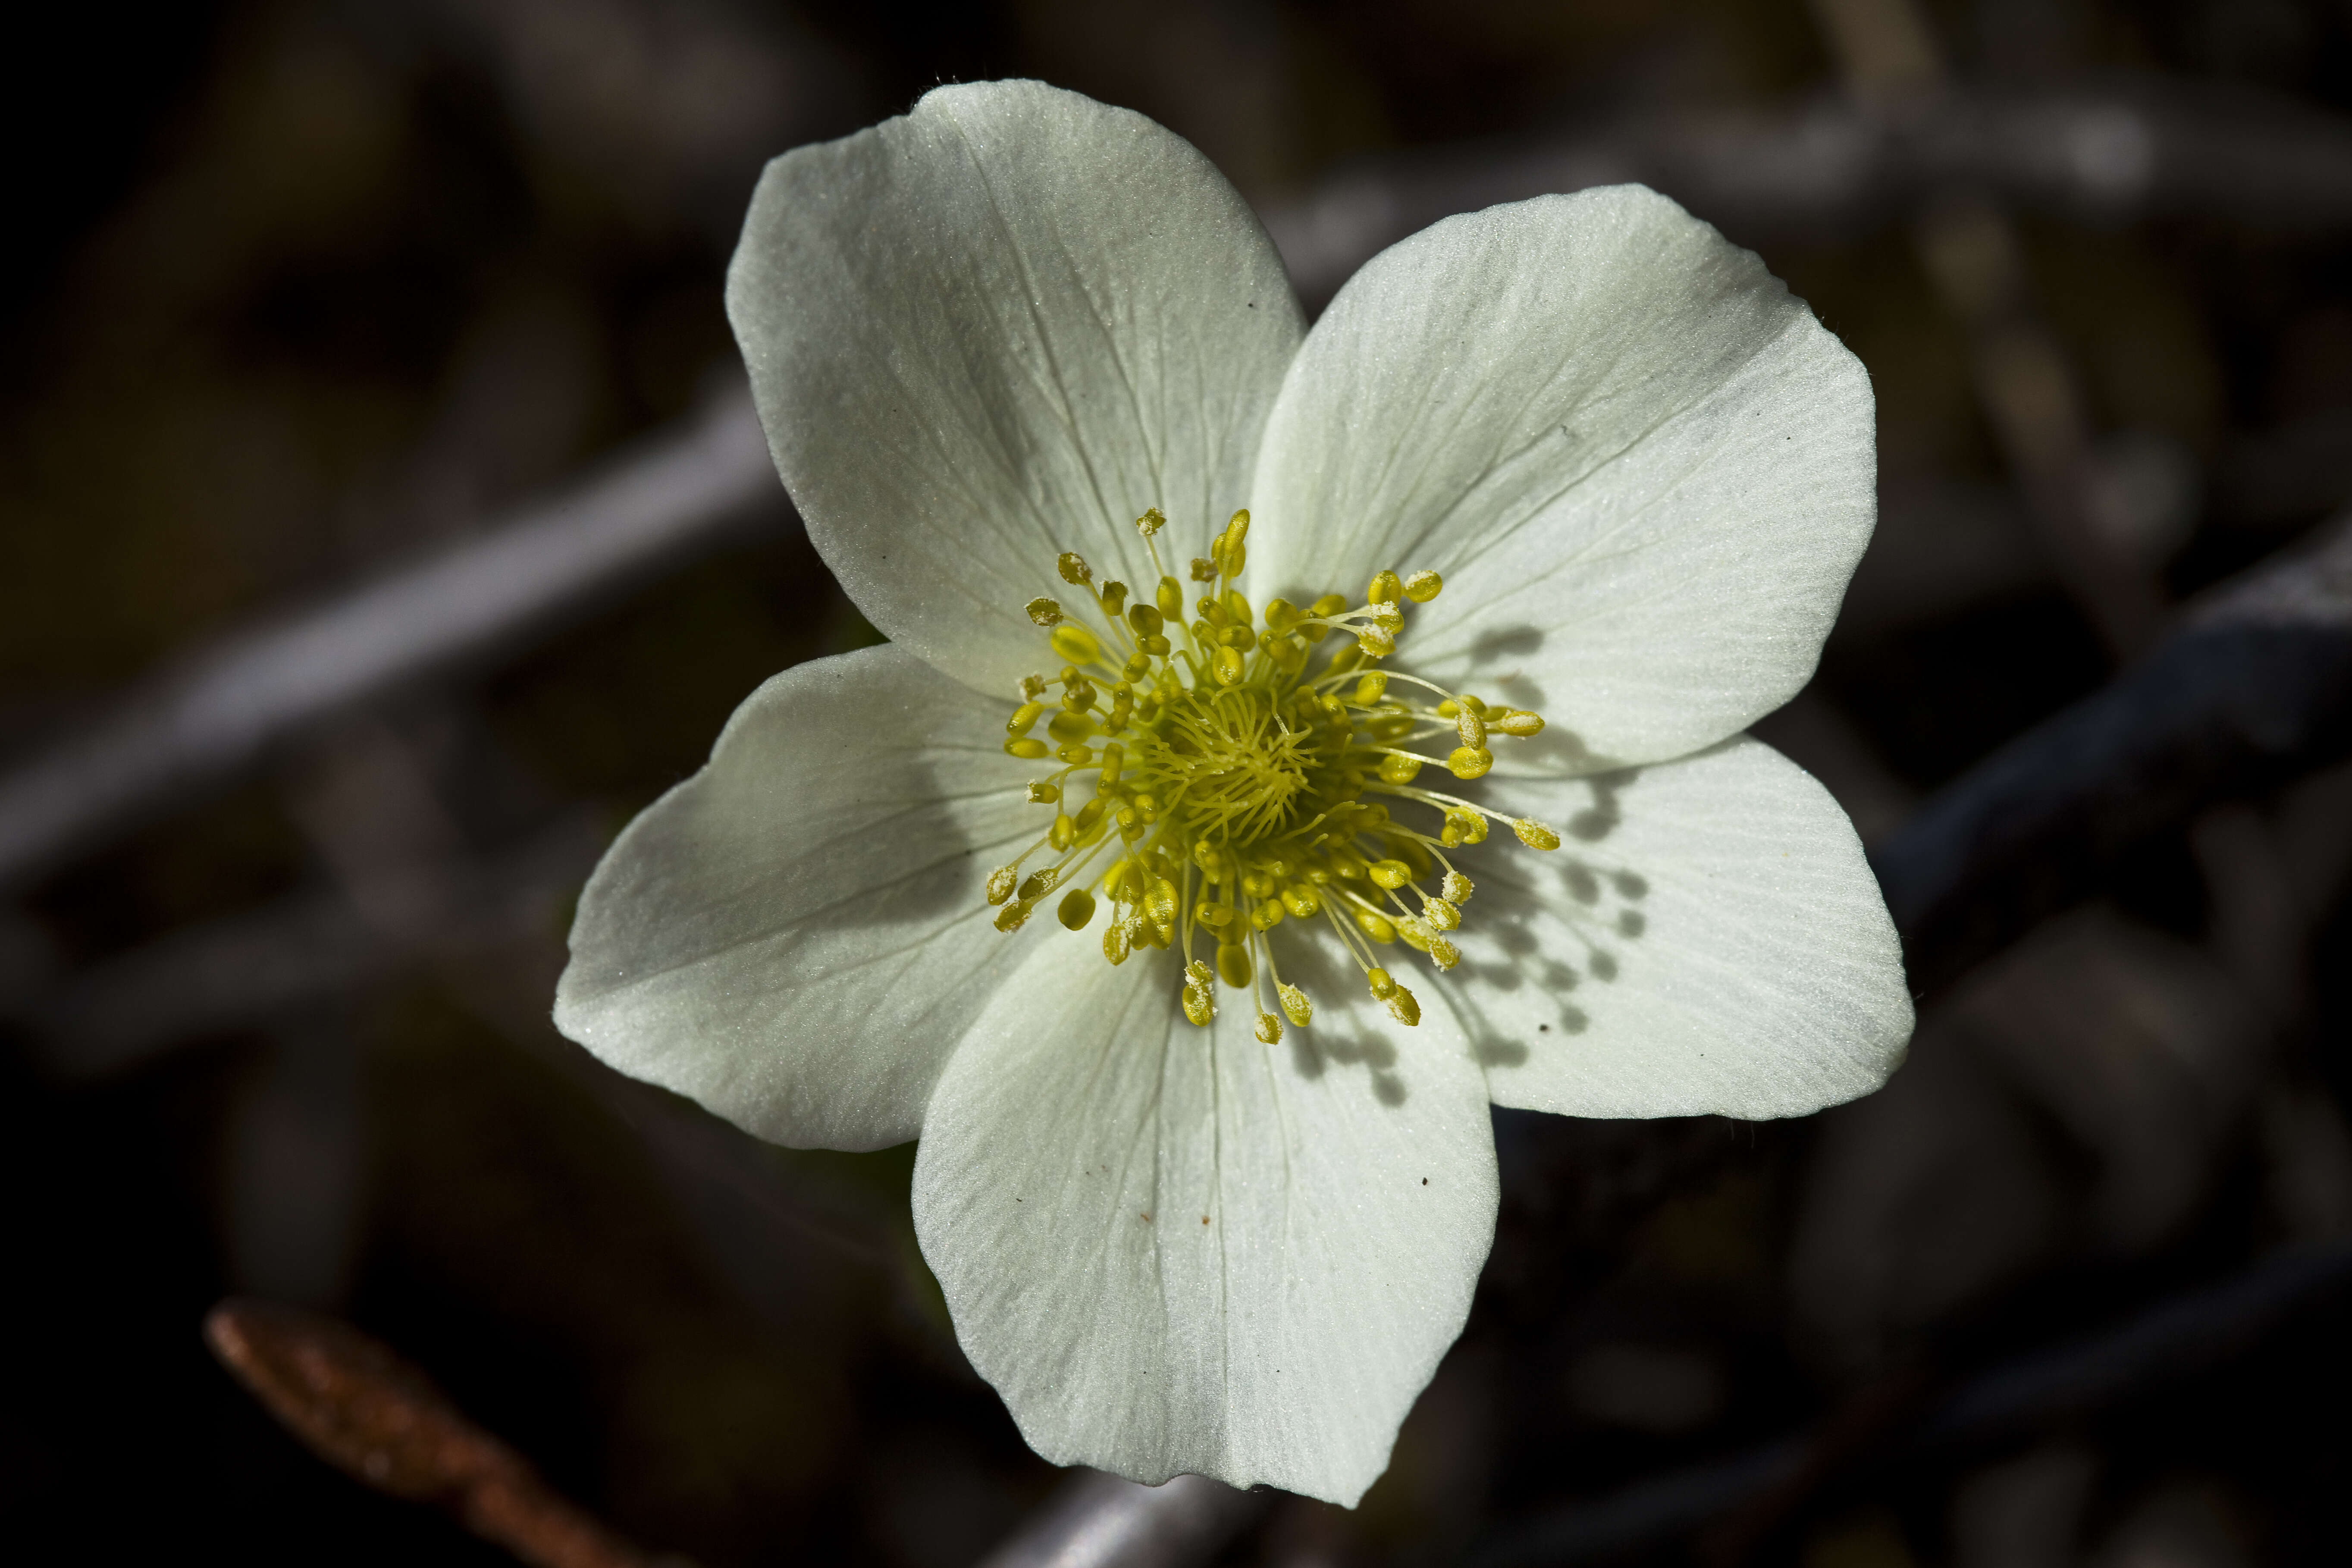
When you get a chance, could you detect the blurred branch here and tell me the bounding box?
[973,1468,1269,1568]
[206,1298,673,1568]
[0,379,785,895]
[1465,1237,2352,1568]
[1874,511,2352,993]
[1265,79,2352,302]
[23,814,603,1077]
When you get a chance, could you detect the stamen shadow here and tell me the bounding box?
[1430,765,1654,1073]
[1270,931,1414,1109]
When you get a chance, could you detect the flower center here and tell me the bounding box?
[985,506,1559,1044]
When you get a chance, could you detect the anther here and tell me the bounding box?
[1378,754,1422,784]
[985,866,1017,906]
[1057,888,1097,930]
[1026,781,1059,804]
[1254,1012,1283,1045]
[1057,553,1093,586]
[1216,943,1254,988]
[1279,984,1313,1026]
[1190,557,1217,582]
[1494,708,1546,737]
[1099,581,1128,616]
[1017,868,1059,903]
[1050,625,1101,664]
[995,900,1034,933]
[1512,818,1562,850]
[1456,708,1486,750]
[1442,871,1473,903]
[1368,570,1403,605]
[1385,985,1422,1026]
[1403,569,1442,602]
[1369,859,1414,890]
[1447,746,1495,779]
[1422,895,1461,931]
[1127,603,1163,637]
[1156,577,1185,618]
[1357,624,1396,657]
[1027,597,1063,626]
[1182,982,1215,1026]
[1353,672,1388,705]
[1135,508,1166,536]
[1428,937,1460,970]
[1019,674,1047,701]
[1365,967,1397,999]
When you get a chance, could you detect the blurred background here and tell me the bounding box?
[8,0,2352,1564]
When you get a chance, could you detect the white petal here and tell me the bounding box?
[728,80,1305,696]
[1444,736,1911,1120]
[553,645,1034,1151]
[912,926,1496,1505]
[1248,186,1875,768]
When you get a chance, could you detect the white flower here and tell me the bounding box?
[552,80,1912,1506]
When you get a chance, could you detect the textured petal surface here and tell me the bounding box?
[1248,185,1875,769]
[912,928,1496,1505]
[554,645,1031,1151]
[728,79,1305,697]
[1439,736,1911,1119]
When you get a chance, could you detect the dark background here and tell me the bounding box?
[7,1,2352,1565]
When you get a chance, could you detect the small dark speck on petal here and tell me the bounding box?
[1421,1178,1428,1185]
[1201,1215,1211,1225]
[1141,1211,1152,1222]
[1539,1023,1550,1032]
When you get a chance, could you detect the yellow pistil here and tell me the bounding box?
[984,508,1559,1031]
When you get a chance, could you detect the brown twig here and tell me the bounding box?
[204,1298,674,1568]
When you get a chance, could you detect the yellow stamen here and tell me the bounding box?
[981,511,1552,1027]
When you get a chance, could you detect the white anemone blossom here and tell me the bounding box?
[554,80,1913,1505]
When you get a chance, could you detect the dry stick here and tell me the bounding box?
[972,1467,1270,1568]
[0,376,785,897]
[1263,84,2352,305]
[1464,1237,2352,1568]
[204,1298,671,1568]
